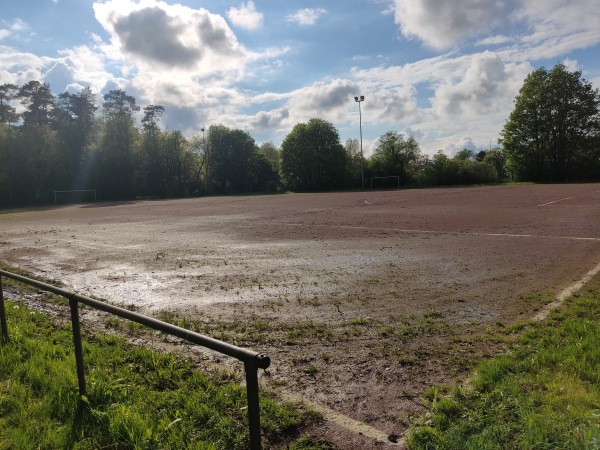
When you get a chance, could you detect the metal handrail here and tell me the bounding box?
[0,269,270,450]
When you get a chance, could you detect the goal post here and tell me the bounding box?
[370,176,400,190]
[54,189,97,204]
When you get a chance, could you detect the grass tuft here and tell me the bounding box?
[0,298,317,449]
[407,283,600,450]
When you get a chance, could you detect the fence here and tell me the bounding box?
[0,269,270,450]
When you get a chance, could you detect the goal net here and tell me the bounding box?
[54,189,97,204]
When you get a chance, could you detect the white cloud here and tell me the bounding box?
[10,19,28,32]
[394,0,510,50]
[248,79,359,133]
[514,0,600,44]
[227,1,264,30]
[0,30,9,41]
[476,35,513,47]
[432,51,531,117]
[93,0,248,76]
[86,0,289,124]
[286,8,327,26]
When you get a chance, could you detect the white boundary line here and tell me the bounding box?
[533,260,600,321]
[537,190,600,207]
[537,196,576,207]
[286,224,600,242]
[283,394,402,446]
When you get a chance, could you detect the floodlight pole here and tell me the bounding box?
[354,95,365,189]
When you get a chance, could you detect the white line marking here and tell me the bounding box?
[533,261,600,321]
[283,394,401,446]
[538,190,600,207]
[285,223,600,242]
[537,196,576,207]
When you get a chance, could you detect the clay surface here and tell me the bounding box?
[2,184,599,446]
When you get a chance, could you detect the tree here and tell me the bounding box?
[139,105,167,196]
[345,138,364,187]
[454,148,474,161]
[205,125,259,194]
[258,142,280,171]
[501,64,600,182]
[94,89,140,199]
[53,87,98,192]
[162,129,194,196]
[483,148,506,182]
[280,118,349,191]
[370,131,420,185]
[0,84,19,124]
[18,81,55,127]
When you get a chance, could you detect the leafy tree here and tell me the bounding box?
[53,87,98,192]
[205,125,259,194]
[249,152,279,192]
[501,64,600,181]
[18,81,55,127]
[482,148,506,182]
[186,133,207,194]
[370,131,420,184]
[454,148,474,161]
[345,138,364,187]
[475,150,486,162]
[94,89,140,199]
[421,151,496,186]
[10,81,60,203]
[0,123,16,204]
[163,129,194,197]
[0,83,19,124]
[280,118,349,191]
[258,142,280,172]
[139,105,167,196]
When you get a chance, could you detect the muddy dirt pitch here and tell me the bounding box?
[2,184,600,448]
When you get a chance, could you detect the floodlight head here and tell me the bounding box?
[354,96,359,102]
[360,95,364,101]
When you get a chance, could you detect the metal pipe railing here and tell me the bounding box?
[0,269,270,449]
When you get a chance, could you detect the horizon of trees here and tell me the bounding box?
[1,64,599,207]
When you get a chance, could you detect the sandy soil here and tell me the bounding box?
[1,184,600,448]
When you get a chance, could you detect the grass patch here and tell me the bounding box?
[407,284,600,450]
[0,299,317,449]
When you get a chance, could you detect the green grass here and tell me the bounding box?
[407,283,600,450]
[0,300,318,449]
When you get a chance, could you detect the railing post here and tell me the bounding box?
[0,276,8,342]
[245,360,263,450]
[68,297,87,397]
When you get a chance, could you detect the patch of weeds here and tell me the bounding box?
[378,325,394,337]
[423,309,444,319]
[303,364,318,376]
[319,352,331,363]
[407,283,600,450]
[346,316,372,326]
[395,355,417,366]
[0,298,319,448]
[291,355,313,366]
[288,435,335,450]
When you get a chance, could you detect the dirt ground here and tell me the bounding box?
[1,184,600,448]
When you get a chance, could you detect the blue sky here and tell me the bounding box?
[1,0,599,156]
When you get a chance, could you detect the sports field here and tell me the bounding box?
[1,184,599,447]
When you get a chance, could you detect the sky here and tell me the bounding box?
[1,0,599,156]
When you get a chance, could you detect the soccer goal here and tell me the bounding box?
[54,189,97,204]
[370,176,400,190]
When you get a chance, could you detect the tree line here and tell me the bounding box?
[0,64,598,207]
